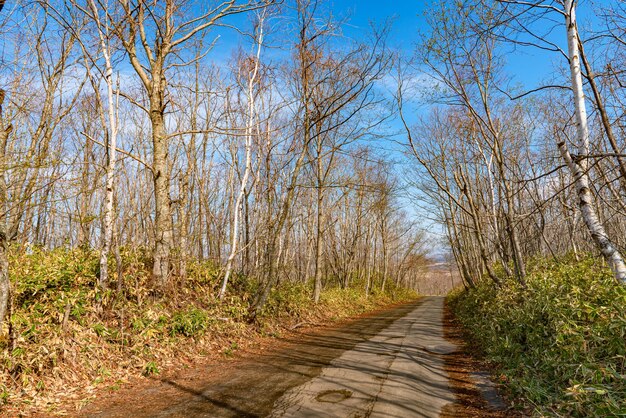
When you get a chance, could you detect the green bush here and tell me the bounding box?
[263,282,312,318]
[169,307,209,337]
[186,259,221,288]
[12,246,99,308]
[449,255,626,416]
[143,361,159,376]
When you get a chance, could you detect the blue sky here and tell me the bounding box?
[296,0,599,250]
[326,0,572,88]
[208,0,425,65]
[208,0,594,90]
[331,0,425,49]
[170,0,613,254]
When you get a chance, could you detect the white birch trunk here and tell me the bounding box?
[88,0,118,289]
[218,16,265,299]
[562,0,626,283]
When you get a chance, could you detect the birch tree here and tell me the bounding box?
[493,0,626,283]
[559,0,626,282]
[78,0,121,289]
[0,89,13,330]
[218,9,266,299]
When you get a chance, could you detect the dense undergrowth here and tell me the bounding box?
[449,255,626,417]
[1,246,416,415]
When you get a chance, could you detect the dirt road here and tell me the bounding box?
[81,297,503,417]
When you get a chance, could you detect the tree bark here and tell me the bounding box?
[87,0,119,289]
[312,156,324,303]
[151,102,174,288]
[0,89,12,329]
[0,235,8,333]
[562,0,626,283]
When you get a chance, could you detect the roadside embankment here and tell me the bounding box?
[449,256,626,417]
[0,247,416,416]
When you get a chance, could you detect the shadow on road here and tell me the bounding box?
[80,300,425,417]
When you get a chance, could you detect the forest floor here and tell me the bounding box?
[68,297,515,418]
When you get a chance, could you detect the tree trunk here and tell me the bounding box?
[151,105,174,288]
[0,89,13,329]
[380,218,388,294]
[313,176,324,303]
[178,175,189,283]
[78,132,93,248]
[98,64,118,290]
[0,236,8,332]
[562,0,626,283]
[456,170,501,285]
[219,23,263,298]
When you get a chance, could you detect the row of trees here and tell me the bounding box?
[403,0,626,289]
[0,0,429,328]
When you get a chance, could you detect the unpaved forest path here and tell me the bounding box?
[80,297,507,417]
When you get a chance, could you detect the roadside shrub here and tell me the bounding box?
[143,361,159,376]
[12,246,99,308]
[449,255,626,416]
[263,282,312,318]
[170,307,209,337]
[186,259,221,288]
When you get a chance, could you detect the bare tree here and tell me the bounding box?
[112,0,274,288]
[218,9,266,299]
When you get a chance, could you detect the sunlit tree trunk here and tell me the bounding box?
[561,0,626,283]
[219,15,265,299]
[0,90,12,329]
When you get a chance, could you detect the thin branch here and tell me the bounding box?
[82,132,154,172]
